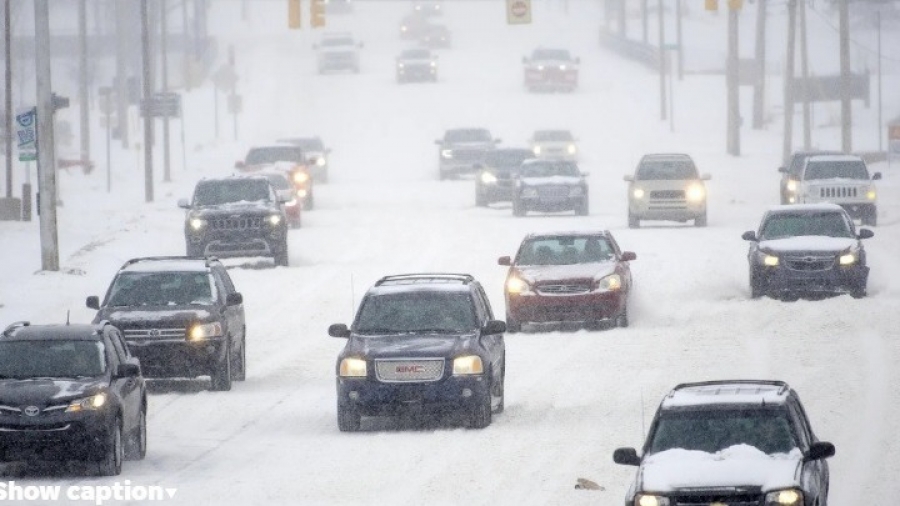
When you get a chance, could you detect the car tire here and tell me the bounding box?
[304,191,315,211]
[512,197,526,217]
[210,340,233,392]
[695,212,708,227]
[97,419,123,476]
[125,406,147,461]
[576,197,589,216]
[615,305,630,328]
[505,314,521,333]
[233,334,247,381]
[468,394,492,429]
[475,187,488,207]
[274,241,289,267]
[628,212,640,229]
[337,403,361,432]
[750,269,765,299]
[862,210,877,227]
[493,360,505,414]
[850,285,867,299]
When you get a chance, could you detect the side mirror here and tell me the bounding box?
[498,256,511,266]
[178,198,191,209]
[741,230,758,241]
[701,173,712,180]
[858,228,874,239]
[621,251,637,262]
[494,138,502,144]
[805,441,835,461]
[86,296,100,310]
[872,172,882,180]
[778,166,787,173]
[329,323,351,338]
[234,160,245,170]
[115,362,141,378]
[226,292,244,306]
[623,175,634,182]
[483,319,506,335]
[612,447,641,466]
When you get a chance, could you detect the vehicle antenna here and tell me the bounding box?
[66,310,70,325]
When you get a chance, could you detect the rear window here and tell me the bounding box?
[245,147,304,165]
[636,159,698,180]
[355,292,476,334]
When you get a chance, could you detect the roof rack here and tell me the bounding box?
[668,379,789,398]
[119,256,221,270]
[2,321,30,337]
[375,273,474,286]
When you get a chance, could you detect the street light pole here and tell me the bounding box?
[141,0,154,202]
[35,0,59,271]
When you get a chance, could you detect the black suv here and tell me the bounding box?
[742,203,873,299]
[435,128,501,180]
[614,380,835,506]
[179,175,290,266]
[87,256,247,392]
[512,159,589,216]
[0,321,147,476]
[329,273,506,432]
[474,148,535,206]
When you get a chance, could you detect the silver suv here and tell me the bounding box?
[314,32,362,74]
[795,154,880,226]
[624,153,710,228]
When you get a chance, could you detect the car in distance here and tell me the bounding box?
[741,203,873,299]
[324,0,353,14]
[624,153,710,228]
[259,170,302,229]
[793,153,881,226]
[778,150,841,204]
[511,159,589,216]
[399,13,430,40]
[413,0,442,16]
[522,48,579,92]
[474,148,535,207]
[236,143,315,209]
[499,231,635,332]
[329,273,506,431]
[87,256,247,392]
[435,128,501,180]
[178,176,290,267]
[419,23,452,49]
[529,129,578,161]
[396,48,438,83]
[0,321,147,476]
[313,32,363,74]
[277,136,332,184]
[613,380,834,506]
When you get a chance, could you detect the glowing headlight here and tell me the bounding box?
[533,146,541,155]
[481,172,498,184]
[632,188,645,199]
[537,65,545,70]
[285,198,298,207]
[763,254,780,267]
[559,64,567,70]
[569,186,584,197]
[339,358,367,377]
[66,393,107,413]
[866,187,876,200]
[452,355,484,375]
[635,494,670,506]
[430,61,437,67]
[506,276,530,294]
[594,274,622,291]
[686,183,706,202]
[297,189,308,198]
[764,489,803,506]
[397,63,405,69]
[316,157,326,167]
[441,149,453,159]
[268,214,282,226]
[189,218,206,231]
[567,144,577,154]
[401,25,408,32]
[839,251,857,265]
[786,179,798,192]
[293,171,310,185]
[522,187,538,198]
[188,321,224,341]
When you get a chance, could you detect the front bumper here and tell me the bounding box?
[186,226,286,259]
[506,289,626,324]
[0,411,114,461]
[126,338,226,378]
[337,374,490,417]
[524,70,578,90]
[397,65,436,81]
[629,198,706,221]
[518,194,585,212]
[755,264,868,295]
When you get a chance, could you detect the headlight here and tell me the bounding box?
[398,63,405,69]
[285,198,298,207]
[268,214,283,226]
[632,188,645,199]
[293,171,310,185]
[452,355,483,375]
[189,217,206,231]
[430,61,437,68]
[339,358,367,377]
[188,321,224,341]
[866,187,876,200]
[522,187,538,198]
[567,144,577,154]
[66,393,108,413]
[764,489,803,506]
[506,276,530,294]
[635,494,669,506]
[480,172,498,184]
[762,254,779,267]
[569,186,584,197]
[686,183,706,202]
[537,65,545,70]
[316,157,326,166]
[533,146,541,155]
[786,179,798,192]
[401,25,408,32]
[594,274,622,291]
[441,149,453,159]
[297,189,308,198]
[559,64,567,70]
[839,251,857,265]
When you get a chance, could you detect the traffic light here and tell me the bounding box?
[728,0,743,9]
[311,0,326,28]
[288,0,301,29]
[705,0,718,10]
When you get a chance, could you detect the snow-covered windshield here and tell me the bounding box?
[401,49,431,59]
[804,160,870,180]
[636,159,698,180]
[107,271,216,307]
[355,292,476,334]
[482,150,533,169]
[194,179,271,206]
[532,49,571,61]
[245,146,304,165]
[0,340,106,379]
[445,129,491,143]
[520,161,580,178]
[760,212,853,240]
[647,407,798,455]
[517,236,613,265]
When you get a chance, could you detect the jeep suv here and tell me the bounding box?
[435,128,501,180]
[794,154,881,226]
[86,256,247,392]
[179,175,290,266]
[624,153,710,228]
[329,273,506,432]
[614,380,835,506]
[778,150,841,204]
[313,32,363,74]
[0,321,147,475]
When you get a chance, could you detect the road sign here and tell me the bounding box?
[15,107,37,162]
[140,92,182,118]
[506,0,531,25]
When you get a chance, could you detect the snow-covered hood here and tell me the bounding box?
[191,201,277,217]
[804,177,871,185]
[98,307,217,327]
[515,262,617,283]
[0,377,107,405]
[759,236,858,253]
[640,446,802,492]
[346,333,475,359]
[520,175,583,186]
[445,141,494,149]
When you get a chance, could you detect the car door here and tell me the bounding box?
[105,327,141,432]
[472,283,503,384]
[607,234,633,290]
[214,266,245,352]
[788,396,829,502]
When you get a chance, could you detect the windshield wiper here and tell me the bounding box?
[357,328,407,335]
[415,328,465,334]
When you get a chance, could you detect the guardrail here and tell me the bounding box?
[598,29,659,70]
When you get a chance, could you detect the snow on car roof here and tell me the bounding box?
[524,230,611,239]
[120,259,210,273]
[805,154,864,162]
[662,382,789,408]
[765,203,845,214]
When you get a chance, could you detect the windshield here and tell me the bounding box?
[483,150,533,169]
[516,236,613,266]
[445,129,491,143]
[193,179,271,206]
[520,161,580,178]
[106,271,216,307]
[533,130,573,142]
[760,212,853,240]
[245,146,304,165]
[532,49,571,61]
[636,159,698,180]
[647,407,799,455]
[804,160,869,180]
[402,49,431,59]
[355,292,477,334]
[0,340,106,379]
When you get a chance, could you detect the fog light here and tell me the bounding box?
[461,388,472,398]
[349,391,359,400]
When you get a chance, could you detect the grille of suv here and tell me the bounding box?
[450,150,486,162]
[538,284,589,294]
[375,359,444,382]
[538,186,571,198]
[210,216,263,230]
[671,492,762,506]
[818,186,858,198]
[785,255,835,271]
[124,328,185,340]
[650,190,686,199]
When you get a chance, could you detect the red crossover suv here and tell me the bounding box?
[499,231,636,332]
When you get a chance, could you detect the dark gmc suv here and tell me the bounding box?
[329,273,506,432]
[87,256,246,392]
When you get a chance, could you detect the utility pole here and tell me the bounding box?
[161,0,171,182]
[658,0,666,121]
[35,0,59,271]
[78,0,90,167]
[141,0,154,202]
[877,9,882,152]
[617,0,627,37]
[642,0,648,43]
[782,0,797,165]
[115,0,129,148]
[799,0,811,149]
[4,0,11,199]
[726,1,740,156]
[839,0,851,152]
[676,0,683,80]
[752,0,766,129]
[182,0,191,91]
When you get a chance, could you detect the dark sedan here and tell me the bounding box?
[512,159,589,216]
[474,148,535,206]
[499,231,636,332]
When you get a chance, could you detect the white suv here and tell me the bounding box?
[795,154,881,226]
[624,153,710,228]
[313,32,362,74]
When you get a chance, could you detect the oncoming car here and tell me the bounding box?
[512,159,589,216]
[474,148,535,206]
[624,153,710,228]
[529,129,578,161]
